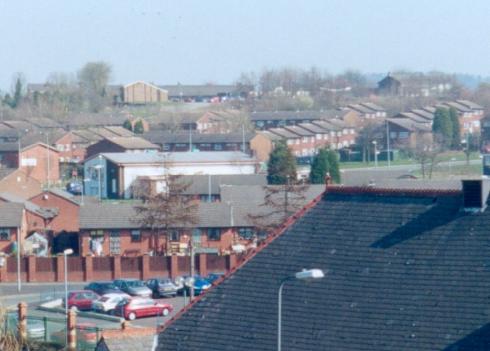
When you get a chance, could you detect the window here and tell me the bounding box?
[109,231,121,255]
[90,230,104,238]
[162,144,170,151]
[238,228,255,240]
[302,137,308,143]
[131,230,141,242]
[399,132,409,139]
[214,144,223,151]
[0,228,11,241]
[208,228,221,241]
[170,230,180,242]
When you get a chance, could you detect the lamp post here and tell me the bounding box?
[278,269,324,351]
[63,248,74,316]
[372,140,378,168]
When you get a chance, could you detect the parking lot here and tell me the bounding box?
[0,282,190,330]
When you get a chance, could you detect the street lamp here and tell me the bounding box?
[372,140,378,168]
[278,269,324,351]
[63,248,74,316]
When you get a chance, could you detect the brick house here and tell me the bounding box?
[0,202,26,254]
[19,143,60,185]
[85,137,160,159]
[0,169,43,200]
[250,110,342,130]
[142,131,273,162]
[387,118,432,148]
[122,81,168,104]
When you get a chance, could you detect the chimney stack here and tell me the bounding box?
[462,179,490,212]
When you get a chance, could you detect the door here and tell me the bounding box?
[109,231,121,255]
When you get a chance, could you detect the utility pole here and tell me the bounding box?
[386,120,391,167]
[189,239,195,300]
[241,124,246,153]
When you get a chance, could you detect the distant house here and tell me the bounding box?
[387,118,432,148]
[85,137,160,159]
[158,84,251,102]
[250,110,336,130]
[346,102,387,120]
[83,151,259,199]
[0,202,25,254]
[142,131,273,162]
[377,72,453,97]
[122,81,168,104]
[19,143,60,185]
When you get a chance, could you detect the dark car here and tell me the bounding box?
[84,281,122,295]
[146,278,179,298]
[66,181,82,195]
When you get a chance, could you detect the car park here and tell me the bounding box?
[92,293,131,314]
[180,275,212,296]
[63,290,100,311]
[114,297,173,321]
[84,281,122,295]
[146,278,179,298]
[113,279,152,297]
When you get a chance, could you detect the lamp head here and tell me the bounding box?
[295,269,324,280]
[63,248,74,255]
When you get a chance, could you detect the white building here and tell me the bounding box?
[84,151,258,199]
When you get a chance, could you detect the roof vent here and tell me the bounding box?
[462,179,490,212]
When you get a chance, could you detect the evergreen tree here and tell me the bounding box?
[432,107,452,149]
[123,119,133,132]
[310,149,329,184]
[326,149,341,183]
[309,148,341,184]
[449,107,461,148]
[267,140,297,184]
[133,120,144,134]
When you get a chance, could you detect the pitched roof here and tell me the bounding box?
[0,192,58,219]
[157,184,490,351]
[387,118,431,132]
[283,125,315,137]
[158,84,243,97]
[95,335,156,351]
[0,142,18,152]
[268,128,300,139]
[142,131,256,145]
[457,99,484,110]
[181,174,267,195]
[105,137,159,150]
[0,202,24,227]
[250,111,326,122]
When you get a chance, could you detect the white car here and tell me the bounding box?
[92,293,130,314]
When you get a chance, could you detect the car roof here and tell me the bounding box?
[101,293,128,298]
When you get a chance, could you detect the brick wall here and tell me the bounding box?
[30,191,80,233]
[0,253,232,282]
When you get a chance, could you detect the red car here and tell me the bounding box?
[114,297,173,321]
[63,290,100,311]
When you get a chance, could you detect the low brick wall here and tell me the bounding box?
[0,254,232,283]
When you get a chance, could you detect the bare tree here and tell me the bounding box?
[78,61,112,112]
[133,172,198,255]
[248,180,309,235]
[410,133,442,179]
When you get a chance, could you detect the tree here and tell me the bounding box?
[309,148,341,184]
[248,181,309,234]
[78,61,112,112]
[410,133,441,179]
[2,73,25,109]
[449,107,461,148]
[267,141,297,184]
[133,171,198,255]
[133,119,144,134]
[123,119,133,132]
[432,107,452,149]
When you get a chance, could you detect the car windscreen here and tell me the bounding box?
[126,280,145,287]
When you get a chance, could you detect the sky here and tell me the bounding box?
[1,0,490,91]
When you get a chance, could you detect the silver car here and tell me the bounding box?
[113,279,152,298]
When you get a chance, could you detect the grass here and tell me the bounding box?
[412,164,482,179]
[339,151,481,170]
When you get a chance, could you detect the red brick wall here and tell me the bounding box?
[55,133,88,163]
[19,144,60,184]
[30,192,80,233]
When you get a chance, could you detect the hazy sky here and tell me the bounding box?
[1,0,490,90]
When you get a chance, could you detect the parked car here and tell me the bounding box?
[66,181,82,195]
[84,281,122,296]
[92,293,130,314]
[63,290,100,311]
[181,275,212,296]
[205,272,225,284]
[113,279,152,297]
[146,278,179,298]
[114,297,173,321]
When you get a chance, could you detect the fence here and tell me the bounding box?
[0,253,233,283]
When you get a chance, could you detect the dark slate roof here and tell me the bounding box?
[180,174,267,195]
[142,131,256,145]
[157,185,490,351]
[105,137,159,150]
[387,118,431,132]
[283,126,314,137]
[0,202,24,227]
[0,142,18,152]
[457,100,484,111]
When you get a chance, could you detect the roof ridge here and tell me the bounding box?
[325,185,462,197]
[159,188,326,333]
